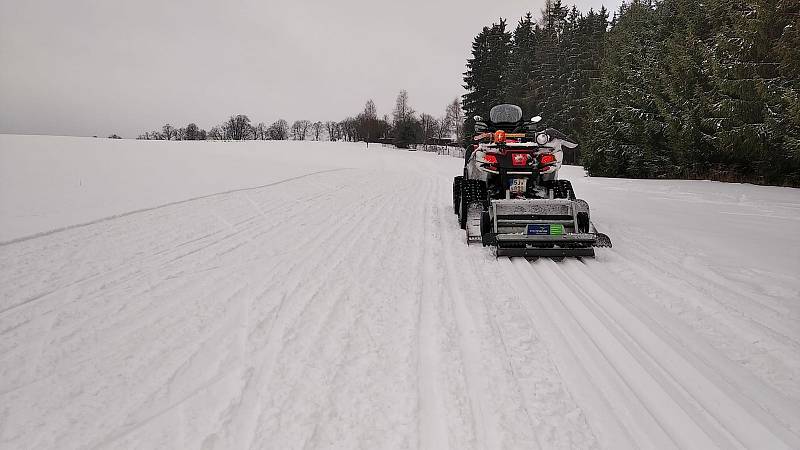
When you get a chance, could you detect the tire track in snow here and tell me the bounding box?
[0,172,361,340]
[601,241,800,400]
[0,174,369,396]
[511,256,797,449]
[204,184,403,449]
[417,179,449,450]
[574,258,800,445]
[439,221,503,449]
[501,257,650,450]
[0,171,359,316]
[150,186,387,449]
[1,169,354,300]
[0,171,385,449]
[297,178,435,449]
[437,210,545,448]
[105,179,391,449]
[88,283,254,449]
[1,175,330,313]
[527,258,720,449]
[0,168,352,247]
[620,236,799,348]
[542,261,740,448]
[250,183,420,448]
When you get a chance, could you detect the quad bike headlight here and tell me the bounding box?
[536,133,550,145]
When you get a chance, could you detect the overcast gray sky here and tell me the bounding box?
[1,0,619,138]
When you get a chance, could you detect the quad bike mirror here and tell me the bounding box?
[531,116,542,123]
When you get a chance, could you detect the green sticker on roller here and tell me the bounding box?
[550,224,564,235]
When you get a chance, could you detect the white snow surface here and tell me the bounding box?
[1,135,799,449]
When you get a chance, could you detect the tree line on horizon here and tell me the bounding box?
[138,117,324,142]
[463,0,799,186]
[134,92,464,149]
[338,92,464,149]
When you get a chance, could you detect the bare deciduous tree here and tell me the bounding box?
[224,115,253,140]
[420,113,438,149]
[185,123,202,140]
[162,123,176,140]
[291,120,312,140]
[392,90,414,126]
[312,121,323,140]
[325,121,340,141]
[267,119,289,140]
[445,97,464,143]
[208,126,224,140]
[339,118,358,141]
[255,122,267,140]
[392,90,420,148]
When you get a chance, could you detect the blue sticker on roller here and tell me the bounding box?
[527,224,550,235]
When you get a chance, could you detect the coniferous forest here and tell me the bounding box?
[463,0,800,186]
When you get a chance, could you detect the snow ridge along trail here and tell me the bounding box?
[1,137,799,449]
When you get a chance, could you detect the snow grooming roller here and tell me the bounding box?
[486,198,611,258]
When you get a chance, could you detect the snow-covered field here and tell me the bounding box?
[1,134,799,449]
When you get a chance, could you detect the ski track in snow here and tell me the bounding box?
[1,140,799,449]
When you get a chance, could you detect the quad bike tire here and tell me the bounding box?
[480,210,495,246]
[452,176,463,214]
[459,179,486,230]
[577,212,590,233]
[549,179,576,200]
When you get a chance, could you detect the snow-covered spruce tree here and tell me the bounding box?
[508,13,538,117]
[647,0,714,179]
[462,19,512,142]
[701,0,800,184]
[558,6,608,147]
[525,0,569,131]
[583,0,673,179]
[583,0,793,182]
[775,0,800,185]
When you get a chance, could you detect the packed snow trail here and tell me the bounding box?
[1,137,799,449]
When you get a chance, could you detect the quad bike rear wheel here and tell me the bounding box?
[452,176,463,215]
[458,179,486,231]
[577,212,590,233]
[549,179,576,200]
[480,210,495,246]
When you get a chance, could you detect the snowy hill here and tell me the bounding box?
[1,135,799,449]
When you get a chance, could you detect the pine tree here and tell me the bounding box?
[584,0,672,178]
[775,0,800,184]
[463,19,512,141]
[698,0,799,184]
[557,6,588,136]
[508,13,538,116]
[527,0,569,128]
